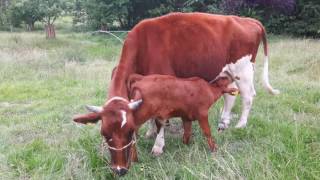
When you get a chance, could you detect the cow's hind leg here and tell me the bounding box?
[234,63,256,128]
[218,82,237,131]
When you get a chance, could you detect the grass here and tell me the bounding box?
[0,30,319,180]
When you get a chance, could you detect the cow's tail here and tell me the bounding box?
[260,25,280,95]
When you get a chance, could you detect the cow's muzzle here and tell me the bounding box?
[112,166,128,176]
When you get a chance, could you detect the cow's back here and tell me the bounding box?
[131,13,263,81]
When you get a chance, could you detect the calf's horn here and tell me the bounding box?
[85,105,103,113]
[128,99,143,110]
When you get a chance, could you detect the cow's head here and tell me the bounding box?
[73,97,142,176]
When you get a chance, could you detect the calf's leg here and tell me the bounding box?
[182,120,192,145]
[145,118,157,138]
[151,120,166,156]
[198,113,217,152]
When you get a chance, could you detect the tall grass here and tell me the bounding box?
[0,32,319,179]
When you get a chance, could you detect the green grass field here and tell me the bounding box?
[0,31,319,180]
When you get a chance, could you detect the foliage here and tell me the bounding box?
[8,0,44,31]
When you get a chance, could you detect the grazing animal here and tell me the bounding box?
[73,73,238,169]
[127,73,238,155]
[73,12,279,175]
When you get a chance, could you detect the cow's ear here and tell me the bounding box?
[73,113,101,124]
[222,88,239,96]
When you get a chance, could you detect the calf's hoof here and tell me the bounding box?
[151,146,164,156]
[210,145,218,153]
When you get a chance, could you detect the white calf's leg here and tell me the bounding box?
[145,118,157,138]
[151,125,165,156]
[218,82,237,131]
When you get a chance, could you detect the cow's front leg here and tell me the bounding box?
[151,120,165,156]
[219,82,237,131]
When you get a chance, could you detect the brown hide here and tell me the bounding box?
[129,75,234,126]
[128,74,237,151]
[109,12,267,98]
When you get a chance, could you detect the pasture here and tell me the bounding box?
[0,31,319,179]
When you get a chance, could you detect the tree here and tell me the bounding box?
[84,0,130,30]
[39,0,66,38]
[8,0,44,31]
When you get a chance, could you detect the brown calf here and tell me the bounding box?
[127,74,238,153]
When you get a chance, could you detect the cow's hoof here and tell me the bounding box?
[235,121,247,128]
[151,146,163,156]
[218,122,228,132]
[217,127,225,133]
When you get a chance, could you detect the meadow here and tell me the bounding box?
[0,30,319,179]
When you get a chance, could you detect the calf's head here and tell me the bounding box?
[209,76,239,95]
[73,97,142,176]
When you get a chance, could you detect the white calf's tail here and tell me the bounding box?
[262,56,280,95]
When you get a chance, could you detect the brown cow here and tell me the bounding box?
[74,73,238,174]
[73,12,279,175]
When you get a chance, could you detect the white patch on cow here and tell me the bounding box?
[217,54,257,129]
[120,110,127,128]
[218,82,237,130]
[262,56,280,95]
[108,138,113,142]
[151,126,165,156]
[117,166,121,171]
[105,96,128,105]
[219,54,253,79]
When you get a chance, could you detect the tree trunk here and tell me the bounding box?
[100,23,107,31]
[26,22,34,31]
[45,24,56,39]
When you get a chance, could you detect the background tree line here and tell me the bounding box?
[1,0,319,38]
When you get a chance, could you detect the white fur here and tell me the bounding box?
[218,82,237,130]
[218,54,256,129]
[151,126,165,156]
[120,110,127,128]
[262,56,280,95]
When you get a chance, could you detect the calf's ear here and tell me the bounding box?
[73,113,101,124]
[222,88,239,96]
